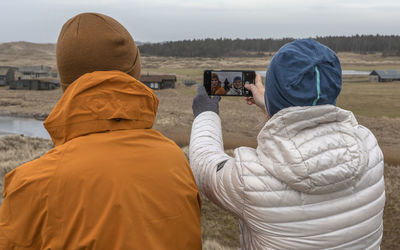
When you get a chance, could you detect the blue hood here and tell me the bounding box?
[265,39,342,117]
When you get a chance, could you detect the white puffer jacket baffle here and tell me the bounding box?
[189,105,385,250]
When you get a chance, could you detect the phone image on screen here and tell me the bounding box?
[203,70,255,96]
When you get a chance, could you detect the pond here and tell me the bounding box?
[0,116,50,139]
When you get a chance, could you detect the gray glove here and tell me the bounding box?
[192,85,221,117]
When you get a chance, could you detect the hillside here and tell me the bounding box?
[2,40,400,71]
[0,41,56,68]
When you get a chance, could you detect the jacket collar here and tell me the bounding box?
[44,71,158,146]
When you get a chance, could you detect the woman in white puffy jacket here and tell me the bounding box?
[190,39,385,250]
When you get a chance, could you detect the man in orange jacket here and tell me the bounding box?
[0,13,201,249]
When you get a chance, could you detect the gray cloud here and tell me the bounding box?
[1,0,400,43]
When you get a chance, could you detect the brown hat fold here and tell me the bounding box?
[57,13,141,91]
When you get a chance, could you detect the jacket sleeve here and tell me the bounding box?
[0,167,47,248]
[189,111,244,217]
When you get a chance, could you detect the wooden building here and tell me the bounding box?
[0,66,17,86]
[18,65,52,79]
[140,74,176,90]
[10,78,59,90]
[369,70,400,82]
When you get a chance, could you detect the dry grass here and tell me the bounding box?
[202,239,237,250]
[337,52,400,69]
[356,116,400,166]
[382,164,400,250]
[0,86,62,120]
[338,81,400,118]
[0,135,53,201]
[200,194,240,249]
[383,150,400,167]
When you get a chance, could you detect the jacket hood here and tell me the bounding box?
[44,71,158,146]
[257,105,368,194]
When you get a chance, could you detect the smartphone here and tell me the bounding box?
[203,70,255,96]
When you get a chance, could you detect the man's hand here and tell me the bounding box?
[244,74,269,117]
[192,85,221,117]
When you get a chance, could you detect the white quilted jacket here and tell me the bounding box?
[189,105,385,250]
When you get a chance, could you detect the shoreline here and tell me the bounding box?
[0,110,48,121]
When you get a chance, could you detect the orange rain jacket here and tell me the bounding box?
[0,71,202,249]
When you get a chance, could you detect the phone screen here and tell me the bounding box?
[203,70,255,96]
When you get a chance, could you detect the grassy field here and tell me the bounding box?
[0,53,400,249]
[339,81,400,118]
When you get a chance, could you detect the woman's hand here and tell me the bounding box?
[244,74,270,117]
[192,85,221,117]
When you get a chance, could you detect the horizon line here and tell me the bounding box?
[2,33,400,45]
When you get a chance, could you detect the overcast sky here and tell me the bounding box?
[1,0,400,43]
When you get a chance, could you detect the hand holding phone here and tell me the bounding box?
[245,74,269,116]
[203,70,255,97]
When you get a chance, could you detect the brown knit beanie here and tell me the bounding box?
[56,13,141,91]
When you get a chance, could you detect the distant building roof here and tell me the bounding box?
[370,70,400,79]
[37,77,59,84]
[17,77,59,84]
[140,74,176,83]
[0,68,10,75]
[19,65,52,74]
[0,66,16,76]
